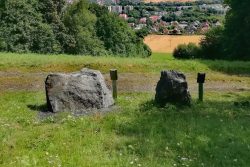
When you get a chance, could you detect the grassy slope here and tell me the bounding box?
[0,52,250,75]
[0,52,250,166]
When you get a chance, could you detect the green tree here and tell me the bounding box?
[223,0,250,60]
[136,27,150,39]
[128,9,141,19]
[200,26,224,59]
[38,0,74,53]
[63,0,106,55]
[0,0,151,57]
[88,3,109,17]
[0,0,59,53]
[96,13,151,57]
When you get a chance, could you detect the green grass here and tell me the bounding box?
[0,52,249,75]
[0,91,250,166]
[0,52,250,166]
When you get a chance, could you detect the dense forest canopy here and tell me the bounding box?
[0,0,151,57]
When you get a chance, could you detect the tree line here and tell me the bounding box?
[174,0,250,60]
[0,0,151,57]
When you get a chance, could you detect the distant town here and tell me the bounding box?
[90,0,228,35]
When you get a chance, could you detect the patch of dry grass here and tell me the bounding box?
[144,35,203,53]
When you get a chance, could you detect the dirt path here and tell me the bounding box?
[0,72,249,93]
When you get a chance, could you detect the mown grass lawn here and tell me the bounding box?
[0,52,249,167]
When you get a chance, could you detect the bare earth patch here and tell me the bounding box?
[0,72,249,94]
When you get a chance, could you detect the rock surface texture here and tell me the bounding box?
[155,70,191,105]
[45,68,114,113]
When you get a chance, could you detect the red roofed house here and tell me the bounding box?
[119,14,128,20]
[200,22,210,33]
[139,17,147,24]
[149,15,161,23]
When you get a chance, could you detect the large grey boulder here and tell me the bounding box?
[45,68,114,113]
[155,70,191,105]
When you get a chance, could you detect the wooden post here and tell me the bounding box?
[197,73,206,102]
[110,69,118,99]
[112,80,117,99]
[199,83,203,101]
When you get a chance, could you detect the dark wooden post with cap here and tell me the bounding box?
[197,73,206,101]
[110,69,118,99]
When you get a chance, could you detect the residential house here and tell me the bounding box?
[200,22,210,33]
[149,15,161,23]
[119,14,128,20]
[179,21,188,30]
[124,5,134,13]
[135,24,147,30]
[139,17,147,24]
[108,5,123,13]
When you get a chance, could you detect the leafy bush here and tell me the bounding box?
[173,43,200,59]
[142,43,152,57]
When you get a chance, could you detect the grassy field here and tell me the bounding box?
[0,52,250,166]
[0,52,249,74]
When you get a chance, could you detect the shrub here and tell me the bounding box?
[173,43,200,59]
[142,43,152,57]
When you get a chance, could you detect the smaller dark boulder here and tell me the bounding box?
[155,70,191,106]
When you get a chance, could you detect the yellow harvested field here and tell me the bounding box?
[144,35,203,53]
[144,0,196,3]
